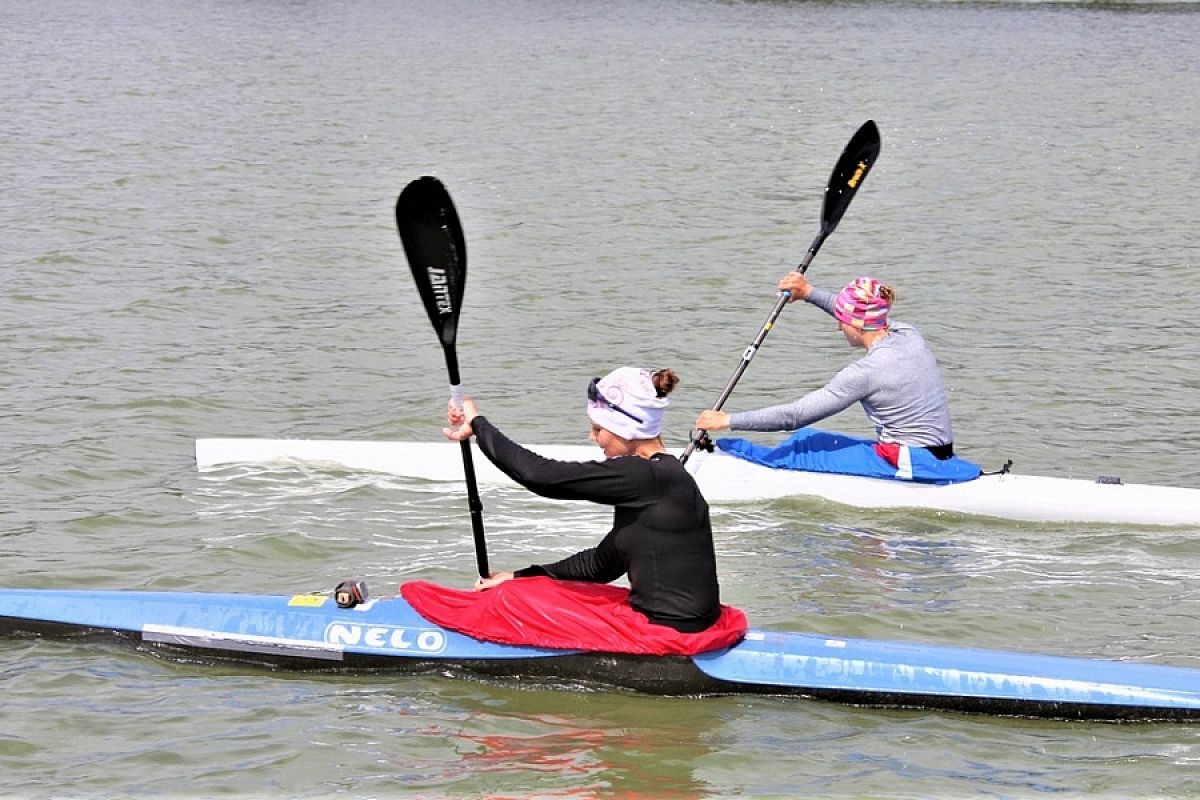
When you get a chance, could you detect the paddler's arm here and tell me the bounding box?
[474,539,624,592]
[515,534,625,584]
[695,363,868,433]
[445,399,647,505]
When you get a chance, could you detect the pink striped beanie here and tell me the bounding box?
[832,277,892,331]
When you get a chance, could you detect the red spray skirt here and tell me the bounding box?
[400,577,747,656]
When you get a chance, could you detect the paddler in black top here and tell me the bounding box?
[443,367,722,633]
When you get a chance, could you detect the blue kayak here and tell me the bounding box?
[2,587,1199,722]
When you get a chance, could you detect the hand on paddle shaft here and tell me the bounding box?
[681,120,881,465]
[444,397,480,441]
[396,176,490,578]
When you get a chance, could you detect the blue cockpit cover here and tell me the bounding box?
[717,428,981,484]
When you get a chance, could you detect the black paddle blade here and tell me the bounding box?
[396,176,467,349]
[820,119,881,235]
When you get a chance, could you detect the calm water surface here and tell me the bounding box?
[3,0,1200,797]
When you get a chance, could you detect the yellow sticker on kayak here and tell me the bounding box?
[288,594,327,607]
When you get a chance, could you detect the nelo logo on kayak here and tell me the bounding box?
[325,622,447,654]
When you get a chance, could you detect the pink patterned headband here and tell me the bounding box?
[833,277,891,331]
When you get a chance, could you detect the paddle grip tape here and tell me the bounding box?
[449,385,471,435]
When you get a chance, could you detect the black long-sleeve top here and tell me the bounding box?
[471,416,721,633]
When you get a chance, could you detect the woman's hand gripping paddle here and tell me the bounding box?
[396,176,489,578]
[681,120,882,464]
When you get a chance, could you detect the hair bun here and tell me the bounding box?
[652,369,680,397]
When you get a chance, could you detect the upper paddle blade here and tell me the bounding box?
[396,176,467,349]
[820,120,881,235]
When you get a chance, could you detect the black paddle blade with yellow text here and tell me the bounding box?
[800,120,881,272]
[820,120,881,237]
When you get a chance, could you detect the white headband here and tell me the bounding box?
[586,367,668,441]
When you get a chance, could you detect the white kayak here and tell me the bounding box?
[194,438,1200,527]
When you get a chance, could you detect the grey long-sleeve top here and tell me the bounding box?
[728,287,954,447]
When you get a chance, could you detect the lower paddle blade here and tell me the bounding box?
[396,177,467,349]
[820,120,881,235]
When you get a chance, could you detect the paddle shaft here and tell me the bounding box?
[441,346,489,579]
[680,121,880,465]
